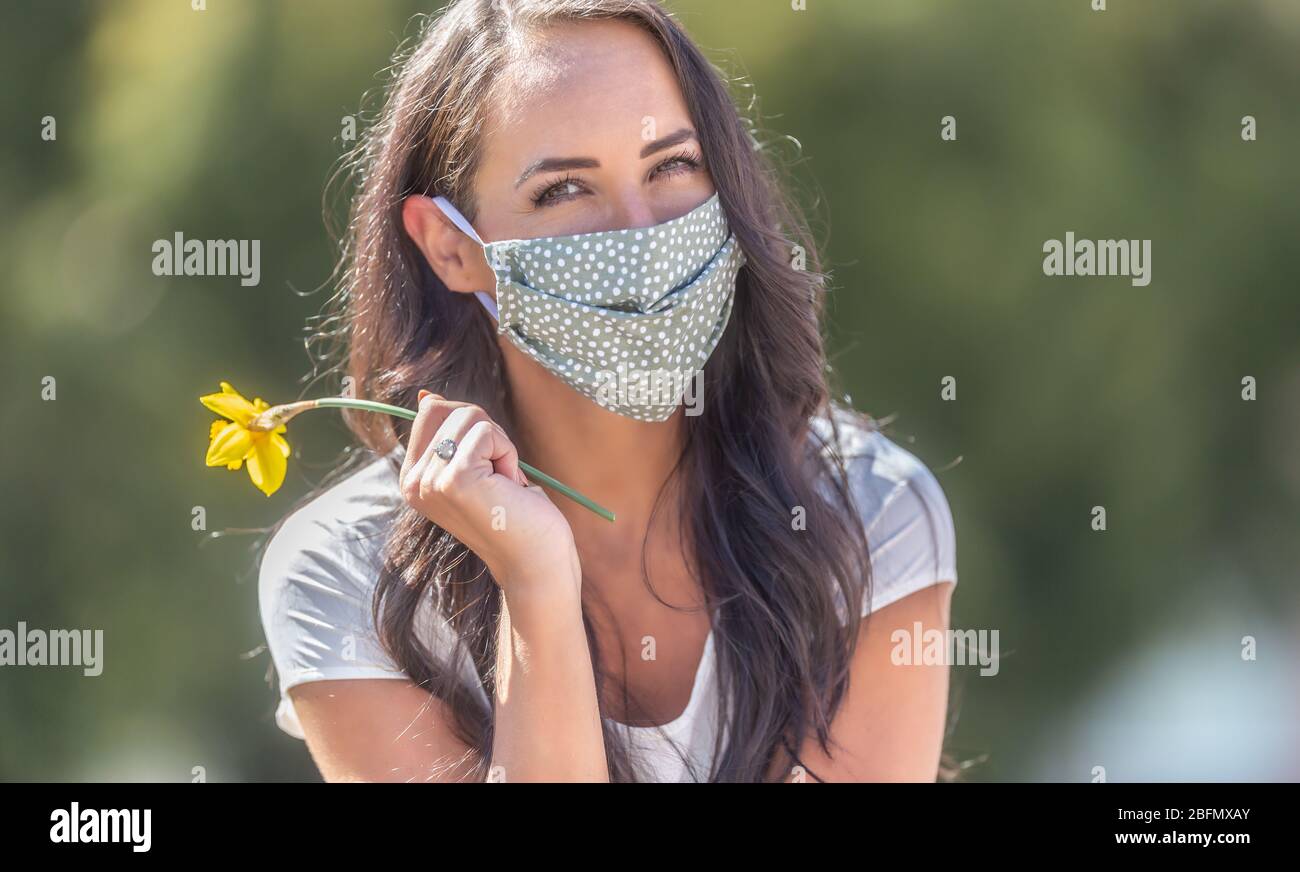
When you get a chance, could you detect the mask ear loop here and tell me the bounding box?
[431,195,500,322]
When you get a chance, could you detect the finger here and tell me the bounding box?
[419,404,490,473]
[401,392,460,485]
[456,419,522,484]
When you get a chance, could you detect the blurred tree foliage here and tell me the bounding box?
[1,0,1296,781]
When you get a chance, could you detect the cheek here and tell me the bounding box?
[463,144,528,240]
[465,248,497,290]
[648,171,716,226]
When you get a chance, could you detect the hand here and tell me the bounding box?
[398,391,580,600]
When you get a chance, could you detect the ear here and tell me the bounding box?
[401,195,495,295]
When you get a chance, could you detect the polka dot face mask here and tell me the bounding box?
[432,193,745,422]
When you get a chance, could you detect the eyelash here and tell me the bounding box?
[530,173,583,207]
[651,149,702,180]
[528,150,703,207]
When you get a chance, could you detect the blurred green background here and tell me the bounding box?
[2,0,1297,781]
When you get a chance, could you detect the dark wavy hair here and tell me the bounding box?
[317,0,875,782]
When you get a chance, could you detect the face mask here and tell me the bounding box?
[432,193,745,422]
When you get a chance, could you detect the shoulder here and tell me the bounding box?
[811,407,958,614]
[259,455,403,600]
[258,455,407,723]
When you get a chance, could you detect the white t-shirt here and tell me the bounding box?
[259,410,958,781]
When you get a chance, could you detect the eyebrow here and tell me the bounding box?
[640,127,697,158]
[512,128,699,188]
[514,156,600,188]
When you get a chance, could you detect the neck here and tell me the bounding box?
[500,339,685,549]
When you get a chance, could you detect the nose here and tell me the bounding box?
[604,190,658,232]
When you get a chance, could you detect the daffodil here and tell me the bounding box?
[201,382,292,496]
[199,380,615,520]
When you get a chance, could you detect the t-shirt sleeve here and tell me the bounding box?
[258,487,407,739]
[842,436,958,616]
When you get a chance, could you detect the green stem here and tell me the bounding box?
[314,396,615,523]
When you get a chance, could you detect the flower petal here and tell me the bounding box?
[246,434,288,496]
[200,382,259,425]
[206,421,254,467]
[211,420,245,468]
[270,432,291,459]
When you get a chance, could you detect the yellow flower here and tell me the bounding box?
[201,381,291,496]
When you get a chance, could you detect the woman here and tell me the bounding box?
[260,0,957,782]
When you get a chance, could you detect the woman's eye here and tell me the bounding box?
[651,152,701,180]
[533,177,585,207]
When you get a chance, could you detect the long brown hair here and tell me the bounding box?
[323,0,872,781]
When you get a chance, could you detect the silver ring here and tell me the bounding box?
[434,438,457,461]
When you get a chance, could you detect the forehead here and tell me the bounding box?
[484,19,692,154]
